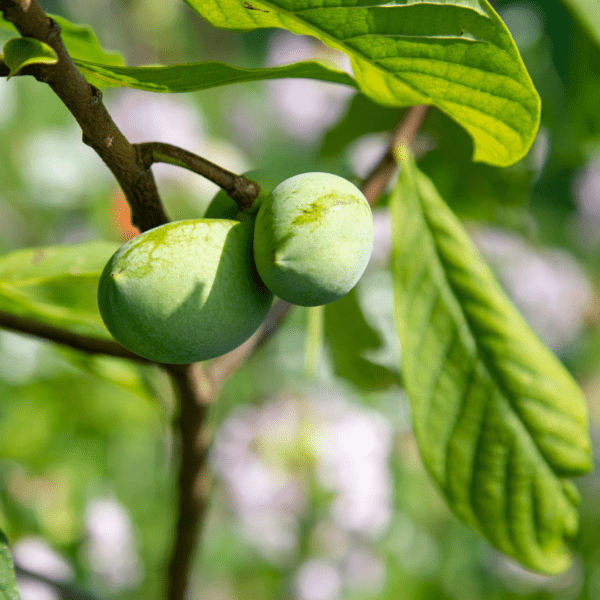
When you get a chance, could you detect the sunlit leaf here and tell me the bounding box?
[391,152,592,573]
[0,531,20,600]
[2,37,57,78]
[185,0,540,167]
[0,242,118,339]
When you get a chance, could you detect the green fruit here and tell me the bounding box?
[253,172,374,307]
[98,219,273,363]
[204,169,286,220]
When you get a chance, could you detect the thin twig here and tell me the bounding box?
[165,363,213,600]
[0,0,168,232]
[361,104,429,205]
[136,142,259,211]
[0,310,153,363]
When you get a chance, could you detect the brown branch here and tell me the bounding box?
[166,363,213,600]
[0,310,153,363]
[361,104,429,205]
[136,142,260,211]
[0,0,168,232]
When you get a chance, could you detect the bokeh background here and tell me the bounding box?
[1,1,599,599]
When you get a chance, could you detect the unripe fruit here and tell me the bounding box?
[204,169,286,220]
[253,172,374,307]
[98,219,273,364]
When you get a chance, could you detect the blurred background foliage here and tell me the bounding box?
[0,0,599,599]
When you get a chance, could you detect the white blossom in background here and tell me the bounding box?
[312,394,393,537]
[0,77,17,128]
[266,32,355,141]
[347,133,389,180]
[294,559,342,600]
[0,331,43,386]
[343,546,386,594]
[470,226,592,353]
[497,3,544,52]
[14,581,58,600]
[573,155,600,250]
[107,90,250,203]
[211,390,393,586]
[211,399,307,561]
[368,209,393,267]
[23,126,112,208]
[13,537,74,600]
[84,497,143,590]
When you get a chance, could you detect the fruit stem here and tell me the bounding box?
[136,142,261,211]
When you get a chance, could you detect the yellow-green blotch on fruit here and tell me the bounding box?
[204,169,286,220]
[253,172,374,307]
[98,219,273,363]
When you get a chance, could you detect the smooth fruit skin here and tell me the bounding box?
[98,219,273,363]
[204,169,286,220]
[253,172,374,307]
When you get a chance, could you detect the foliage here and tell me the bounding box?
[0,1,598,599]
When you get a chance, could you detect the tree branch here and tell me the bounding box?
[0,0,168,233]
[165,363,213,600]
[136,142,260,211]
[0,310,153,363]
[361,104,428,205]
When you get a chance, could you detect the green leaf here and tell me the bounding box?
[390,153,592,574]
[0,14,123,66]
[0,242,118,339]
[71,58,357,92]
[0,531,20,600]
[185,0,540,167]
[325,288,398,390]
[560,0,600,46]
[2,37,57,78]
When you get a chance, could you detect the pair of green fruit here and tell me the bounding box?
[98,171,375,364]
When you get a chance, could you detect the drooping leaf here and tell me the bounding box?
[70,58,357,92]
[185,0,540,167]
[0,242,118,339]
[325,288,399,390]
[0,531,20,600]
[2,37,57,78]
[390,152,592,573]
[560,0,600,47]
[0,14,123,66]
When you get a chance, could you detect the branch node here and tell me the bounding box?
[47,17,61,40]
[90,85,103,105]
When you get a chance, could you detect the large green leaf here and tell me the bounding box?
[0,14,123,65]
[0,242,118,339]
[71,58,357,92]
[560,0,600,46]
[185,0,540,167]
[0,531,20,600]
[390,153,592,573]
